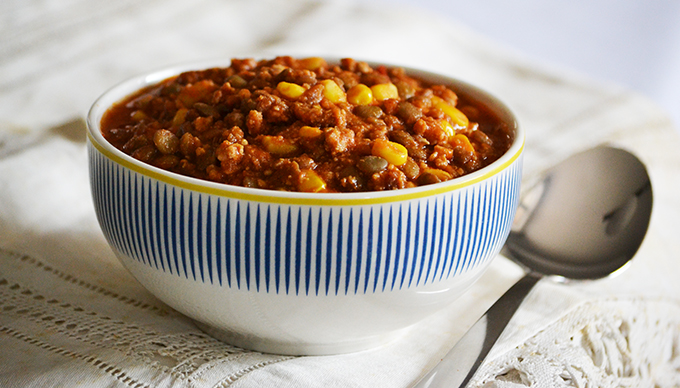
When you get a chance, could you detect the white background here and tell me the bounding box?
[366,0,680,133]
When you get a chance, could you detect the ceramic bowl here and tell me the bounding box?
[86,59,524,355]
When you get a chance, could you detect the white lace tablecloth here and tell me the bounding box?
[1,1,679,387]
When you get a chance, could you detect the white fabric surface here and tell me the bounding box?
[1,0,679,387]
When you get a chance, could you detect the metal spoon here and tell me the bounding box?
[413,146,653,388]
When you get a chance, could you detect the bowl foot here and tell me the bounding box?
[193,320,406,356]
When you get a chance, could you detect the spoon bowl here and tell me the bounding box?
[414,146,653,387]
[506,146,652,279]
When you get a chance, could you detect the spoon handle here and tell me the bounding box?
[412,272,542,388]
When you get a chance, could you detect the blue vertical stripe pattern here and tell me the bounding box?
[89,143,522,296]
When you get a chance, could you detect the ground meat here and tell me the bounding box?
[215,142,244,175]
[101,56,513,193]
[325,127,355,155]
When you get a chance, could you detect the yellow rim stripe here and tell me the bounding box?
[88,132,523,206]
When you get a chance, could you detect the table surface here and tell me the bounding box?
[1,1,679,387]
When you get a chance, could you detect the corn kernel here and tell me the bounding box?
[299,125,323,138]
[277,81,306,100]
[432,96,469,128]
[172,108,188,127]
[261,135,299,155]
[178,80,215,107]
[452,134,475,155]
[370,83,399,101]
[347,84,373,105]
[131,110,148,121]
[372,139,408,166]
[320,79,347,103]
[440,119,455,138]
[299,57,326,71]
[299,169,327,192]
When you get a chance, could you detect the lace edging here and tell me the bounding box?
[471,298,680,388]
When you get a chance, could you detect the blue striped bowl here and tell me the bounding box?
[87,61,523,355]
